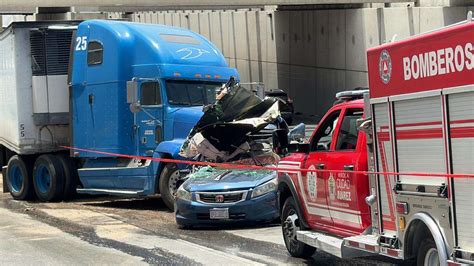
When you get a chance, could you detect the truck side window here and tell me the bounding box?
[141,82,161,106]
[87,41,103,65]
[335,109,363,150]
[310,110,341,151]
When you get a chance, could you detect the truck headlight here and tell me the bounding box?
[251,178,278,198]
[176,185,192,201]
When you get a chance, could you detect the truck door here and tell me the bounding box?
[302,109,342,229]
[324,108,370,235]
[135,80,164,156]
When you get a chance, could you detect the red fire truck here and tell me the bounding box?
[277,14,474,265]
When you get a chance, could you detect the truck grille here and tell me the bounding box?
[197,191,247,204]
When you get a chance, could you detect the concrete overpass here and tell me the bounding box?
[0,0,410,13]
[1,1,472,117]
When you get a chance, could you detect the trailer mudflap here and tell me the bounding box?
[2,166,8,193]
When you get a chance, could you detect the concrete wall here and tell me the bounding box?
[131,6,473,118]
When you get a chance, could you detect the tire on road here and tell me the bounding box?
[159,163,181,211]
[33,154,65,202]
[6,155,34,200]
[57,154,79,200]
[417,238,440,266]
[281,196,316,258]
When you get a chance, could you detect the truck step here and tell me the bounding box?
[344,234,380,254]
[297,231,374,258]
[76,188,146,196]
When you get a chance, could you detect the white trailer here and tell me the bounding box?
[0,21,78,159]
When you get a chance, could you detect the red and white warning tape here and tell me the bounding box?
[61,146,474,179]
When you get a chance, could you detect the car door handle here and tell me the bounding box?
[344,164,354,171]
[317,163,325,169]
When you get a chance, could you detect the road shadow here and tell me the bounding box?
[80,196,172,212]
[180,219,280,231]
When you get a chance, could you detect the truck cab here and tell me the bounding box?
[69,20,238,209]
[278,93,370,257]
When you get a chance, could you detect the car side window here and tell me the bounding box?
[141,82,162,106]
[335,109,363,150]
[310,110,341,151]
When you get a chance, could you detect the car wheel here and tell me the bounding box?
[33,154,65,202]
[417,238,440,266]
[159,163,181,211]
[6,155,34,200]
[281,196,316,258]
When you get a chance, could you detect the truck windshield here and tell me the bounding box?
[165,80,223,106]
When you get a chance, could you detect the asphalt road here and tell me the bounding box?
[0,174,407,265]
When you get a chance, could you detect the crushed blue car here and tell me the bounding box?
[174,81,289,227]
[175,166,279,226]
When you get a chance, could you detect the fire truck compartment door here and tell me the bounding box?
[393,95,447,187]
[447,89,474,251]
[373,102,397,234]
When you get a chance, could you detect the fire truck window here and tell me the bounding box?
[335,109,363,150]
[141,82,162,106]
[310,110,341,151]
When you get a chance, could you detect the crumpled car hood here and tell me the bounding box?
[183,166,276,192]
[179,85,279,161]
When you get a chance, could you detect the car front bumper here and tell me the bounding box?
[175,191,279,226]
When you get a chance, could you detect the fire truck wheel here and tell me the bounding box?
[417,238,439,266]
[159,163,181,211]
[32,154,65,202]
[281,197,316,258]
[6,155,34,200]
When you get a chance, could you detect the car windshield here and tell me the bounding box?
[165,80,223,106]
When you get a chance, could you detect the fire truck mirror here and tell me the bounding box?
[357,118,372,134]
[287,143,310,154]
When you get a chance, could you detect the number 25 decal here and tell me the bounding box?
[75,36,87,51]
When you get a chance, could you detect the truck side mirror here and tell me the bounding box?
[357,118,372,134]
[288,143,310,154]
[127,80,141,113]
[127,80,138,104]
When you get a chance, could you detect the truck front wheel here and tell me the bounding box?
[159,163,181,211]
[281,197,316,258]
[6,155,34,200]
[33,154,65,202]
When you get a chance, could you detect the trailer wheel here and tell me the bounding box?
[33,154,65,202]
[281,197,316,258]
[6,155,34,200]
[159,163,181,211]
[417,238,440,266]
[57,155,79,200]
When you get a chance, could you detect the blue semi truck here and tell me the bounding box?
[0,19,238,210]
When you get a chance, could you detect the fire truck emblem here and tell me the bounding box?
[215,195,224,203]
[328,173,336,200]
[307,165,317,201]
[379,50,392,84]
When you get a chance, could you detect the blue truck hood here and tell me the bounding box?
[169,106,203,139]
[183,167,276,192]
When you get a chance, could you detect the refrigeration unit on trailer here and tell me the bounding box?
[0,20,238,210]
[277,13,473,265]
